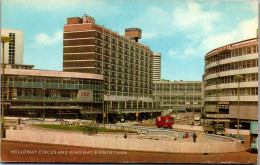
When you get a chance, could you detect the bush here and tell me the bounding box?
[81,124,98,135]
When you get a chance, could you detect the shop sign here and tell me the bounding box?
[217,45,231,52]
[77,90,93,102]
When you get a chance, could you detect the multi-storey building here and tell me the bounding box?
[203,37,258,128]
[153,80,202,112]
[152,52,161,82]
[63,14,157,117]
[1,28,24,64]
[3,64,103,120]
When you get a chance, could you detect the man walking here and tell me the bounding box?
[192,132,197,143]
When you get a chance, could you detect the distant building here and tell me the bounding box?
[153,80,202,112]
[1,28,24,64]
[153,52,161,82]
[63,14,161,118]
[203,37,258,128]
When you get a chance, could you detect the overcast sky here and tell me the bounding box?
[1,0,258,81]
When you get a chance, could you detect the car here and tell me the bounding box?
[226,133,245,143]
[194,122,201,126]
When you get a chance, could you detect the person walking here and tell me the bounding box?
[192,132,197,143]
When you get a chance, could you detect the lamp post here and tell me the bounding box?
[234,75,244,141]
[1,36,11,138]
[102,88,106,124]
[43,88,46,121]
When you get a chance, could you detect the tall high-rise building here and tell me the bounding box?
[153,52,161,82]
[1,28,24,65]
[63,14,156,115]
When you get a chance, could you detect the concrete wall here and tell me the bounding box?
[225,128,250,135]
[6,129,242,153]
[172,124,203,131]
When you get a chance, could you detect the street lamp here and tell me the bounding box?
[234,75,244,141]
[43,88,46,121]
[102,88,106,124]
[1,36,11,138]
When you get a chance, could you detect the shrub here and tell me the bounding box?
[81,124,98,135]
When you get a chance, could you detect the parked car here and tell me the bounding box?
[226,133,245,143]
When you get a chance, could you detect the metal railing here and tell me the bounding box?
[5,81,102,91]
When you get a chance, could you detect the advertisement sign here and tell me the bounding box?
[77,90,93,102]
[217,45,231,52]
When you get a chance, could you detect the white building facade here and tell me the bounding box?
[203,37,258,128]
[153,52,161,82]
[1,28,24,65]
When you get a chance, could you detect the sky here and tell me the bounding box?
[1,0,258,81]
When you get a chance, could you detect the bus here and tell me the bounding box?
[250,121,258,153]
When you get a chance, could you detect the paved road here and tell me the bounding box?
[1,140,257,163]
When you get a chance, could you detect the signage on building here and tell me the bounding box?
[219,101,229,104]
[77,90,93,102]
[125,28,142,32]
[217,45,231,52]
[219,102,229,109]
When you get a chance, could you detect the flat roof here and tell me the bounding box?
[153,80,202,84]
[3,68,103,80]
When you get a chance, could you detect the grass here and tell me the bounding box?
[32,124,137,133]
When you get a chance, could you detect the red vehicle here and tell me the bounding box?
[156,116,174,128]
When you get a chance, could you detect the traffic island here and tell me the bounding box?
[4,125,243,154]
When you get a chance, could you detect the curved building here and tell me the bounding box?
[203,37,258,128]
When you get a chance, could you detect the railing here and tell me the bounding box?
[5,81,102,91]
[16,96,78,102]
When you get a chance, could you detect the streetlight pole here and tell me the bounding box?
[1,36,11,138]
[103,88,105,124]
[234,75,244,141]
[43,88,46,121]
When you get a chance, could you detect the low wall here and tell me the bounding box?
[225,129,250,135]
[172,124,203,131]
[6,129,242,153]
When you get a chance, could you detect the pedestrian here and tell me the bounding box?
[185,132,189,138]
[18,117,21,125]
[192,132,197,143]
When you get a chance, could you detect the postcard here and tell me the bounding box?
[1,0,258,163]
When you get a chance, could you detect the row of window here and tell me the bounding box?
[205,73,258,86]
[206,44,258,64]
[205,87,258,97]
[154,85,201,90]
[205,59,258,76]
[95,54,153,67]
[6,75,103,86]
[5,88,103,101]
[95,46,153,60]
[8,33,15,64]
[95,32,150,52]
[95,60,152,72]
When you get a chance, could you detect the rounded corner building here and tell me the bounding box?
[203,37,258,129]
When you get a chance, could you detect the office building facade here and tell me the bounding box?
[1,28,24,64]
[153,80,202,112]
[3,64,103,120]
[203,37,258,127]
[63,14,156,114]
[153,52,161,82]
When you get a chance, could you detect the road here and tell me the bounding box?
[1,140,257,163]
